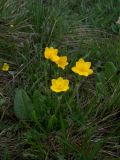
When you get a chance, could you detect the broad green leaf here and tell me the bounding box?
[96,82,107,96]
[96,72,105,83]
[14,89,34,120]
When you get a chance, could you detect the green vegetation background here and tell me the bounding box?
[0,0,120,159]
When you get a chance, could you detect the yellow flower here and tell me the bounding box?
[55,56,68,70]
[44,47,58,60]
[72,58,93,77]
[50,77,69,93]
[1,63,10,71]
[51,55,60,63]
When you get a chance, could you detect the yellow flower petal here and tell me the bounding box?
[86,62,91,68]
[71,67,80,74]
[1,63,9,71]
[79,72,89,77]
[88,69,93,75]
[57,77,64,82]
[78,58,84,63]
[51,55,60,63]
[51,79,57,85]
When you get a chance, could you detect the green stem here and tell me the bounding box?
[67,77,85,110]
[55,95,62,115]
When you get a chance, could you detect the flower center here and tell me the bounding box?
[57,84,63,89]
[78,64,88,72]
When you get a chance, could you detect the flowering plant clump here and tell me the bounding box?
[50,77,69,93]
[1,63,9,71]
[72,58,93,77]
[43,47,93,93]
[44,47,69,70]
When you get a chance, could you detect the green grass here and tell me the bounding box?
[0,0,120,159]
